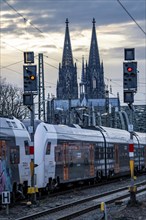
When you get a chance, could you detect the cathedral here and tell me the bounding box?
[49,18,120,128]
[56,18,105,100]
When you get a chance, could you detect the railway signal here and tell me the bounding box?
[23,65,37,93]
[23,52,37,204]
[124,48,135,60]
[123,61,137,91]
[123,48,138,205]
[23,93,33,106]
[124,91,134,104]
[24,51,34,64]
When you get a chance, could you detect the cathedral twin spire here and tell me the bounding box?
[57,18,78,100]
[88,18,100,70]
[56,18,105,100]
[62,18,74,67]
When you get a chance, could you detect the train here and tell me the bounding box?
[0,116,31,200]
[0,116,146,200]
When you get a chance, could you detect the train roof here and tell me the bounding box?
[41,123,101,136]
[35,122,131,143]
[35,122,103,143]
[0,116,27,130]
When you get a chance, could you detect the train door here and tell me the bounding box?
[67,141,88,181]
[67,141,90,181]
[138,144,145,171]
[89,144,95,176]
[54,141,69,183]
[114,144,120,173]
[44,141,56,185]
[82,142,90,178]
[144,145,146,169]
[133,134,141,172]
[63,143,68,181]
[68,141,92,181]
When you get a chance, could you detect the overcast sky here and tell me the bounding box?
[1,0,146,105]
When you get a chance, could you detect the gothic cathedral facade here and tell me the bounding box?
[56,18,105,100]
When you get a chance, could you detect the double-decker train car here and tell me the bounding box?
[133,131,146,172]
[34,122,146,190]
[0,116,31,200]
[1,116,146,197]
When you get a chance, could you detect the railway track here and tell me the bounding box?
[15,180,146,220]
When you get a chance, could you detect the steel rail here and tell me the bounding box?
[15,181,146,220]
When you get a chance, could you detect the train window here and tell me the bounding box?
[10,146,20,164]
[124,145,128,150]
[108,143,113,147]
[0,140,6,159]
[24,140,30,155]
[95,147,99,160]
[69,152,74,166]
[20,123,25,129]
[141,149,144,156]
[46,142,51,155]
[125,152,128,157]
[6,121,13,127]
[55,145,62,162]
[43,126,48,131]
[96,143,103,147]
[11,121,18,128]
[101,148,104,153]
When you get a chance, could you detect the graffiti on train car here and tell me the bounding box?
[0,140,12,193]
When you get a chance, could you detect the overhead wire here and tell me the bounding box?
[1,60,24,69]
[2,0,62,51]
[2,0,62,74]
[2,0,44,35]
[2,0,145,103]
[117,0,146,36]
[2,67,22,75]
[2,0,60,54]
[116,0,146,104]
[2,41,24,53]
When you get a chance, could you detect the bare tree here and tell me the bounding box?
[0,77,29,119]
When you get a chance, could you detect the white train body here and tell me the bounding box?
[1,116,146,194]
[0,117,31,195]
[34,122,146,189]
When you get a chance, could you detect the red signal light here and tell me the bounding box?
[127,67,133,72]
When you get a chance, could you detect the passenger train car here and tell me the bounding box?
[1,116,146,199]
[34,122,146,190]
[0,117,31,199]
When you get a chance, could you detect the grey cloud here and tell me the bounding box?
[2,0,145,34]
[42,44,57,49]
[101,46,145,61]
[73,47,88,53]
